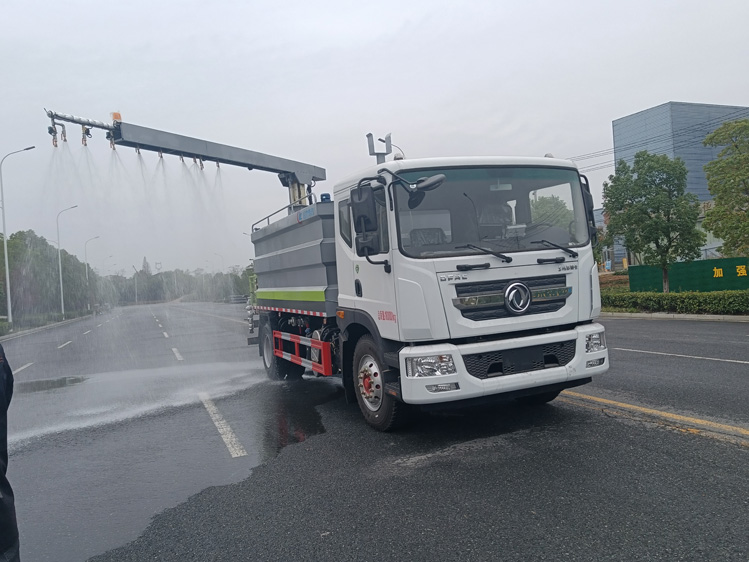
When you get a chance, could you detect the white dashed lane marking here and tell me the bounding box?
[171,348,184,361]
[199,393,248,458]
[15,363,33,373]
[58,341,72,349]
[163,332,169,338]
[83,330,91,335]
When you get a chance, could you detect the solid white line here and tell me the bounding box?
[163,331,169,338]
[83,330,91,335]
[58,341,72,349]
[198,393,248,458]
[15,363,33,373]
[171,347,184,361]
[614,347,749,365]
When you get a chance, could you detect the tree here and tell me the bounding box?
[141,257,152,276]
[530,194,575,229]
[603,151,705,293]
[702,119,749,257]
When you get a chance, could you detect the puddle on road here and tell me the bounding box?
[15,376,88,394]
[239,376,344,459]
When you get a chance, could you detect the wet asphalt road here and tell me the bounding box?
[3,307,749,561]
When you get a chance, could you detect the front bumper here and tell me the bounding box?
[398,322,608,405]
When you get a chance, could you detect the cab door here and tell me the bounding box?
[349,189,399,341]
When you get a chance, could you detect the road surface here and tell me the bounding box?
[4,307,748,561]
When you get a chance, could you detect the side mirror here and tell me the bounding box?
[355,232,381,257]
[351,184,378,233]
[580,174,597,243]
[415,174,446,192]
[351,176,385,233]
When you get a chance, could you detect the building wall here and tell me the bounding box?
[613,101,749,202]
[609,101,749,265]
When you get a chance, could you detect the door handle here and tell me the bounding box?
[355,279,363,297]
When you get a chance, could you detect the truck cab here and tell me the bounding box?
[334,157,607,427]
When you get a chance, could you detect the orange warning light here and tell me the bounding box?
[111,112,122,122]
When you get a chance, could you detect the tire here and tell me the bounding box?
[517,390,561,406]
[352,335,408,431]
[262,328,305,381]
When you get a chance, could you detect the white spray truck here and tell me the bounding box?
[250,142,608,431]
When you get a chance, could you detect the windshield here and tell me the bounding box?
[393,166,589,259]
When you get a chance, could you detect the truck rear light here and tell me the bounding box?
[405,354,457,378]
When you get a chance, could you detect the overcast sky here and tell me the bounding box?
[2,0,747,274]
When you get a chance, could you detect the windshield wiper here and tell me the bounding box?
[531,240,578,258]
[455,244,512,263]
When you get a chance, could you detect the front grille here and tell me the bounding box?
[454,275,570,321]
[456,275,567,297]
[463,340,576,379]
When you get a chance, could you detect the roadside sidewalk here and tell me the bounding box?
[0,316,88,342]
[600,311,749,323]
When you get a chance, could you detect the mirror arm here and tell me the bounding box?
[364,248,391,274]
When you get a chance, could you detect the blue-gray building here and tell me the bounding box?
[613,101,749,201]
[607,101,749,265]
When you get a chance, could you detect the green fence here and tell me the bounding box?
[629,258,749,292]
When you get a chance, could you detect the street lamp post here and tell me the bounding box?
[57,205,78,320]
[0,145,35,324]
[84,235,100,311]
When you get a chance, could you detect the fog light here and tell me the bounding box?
[585,332,607,353]
[405,354,457,378]
[426,382,460,392]
[586,358,605,368]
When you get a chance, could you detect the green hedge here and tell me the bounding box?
[601,290,749,315]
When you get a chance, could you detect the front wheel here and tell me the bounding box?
[353,335,408,431]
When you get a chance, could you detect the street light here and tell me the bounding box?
[0,145,35,324]
[84,235,100,311]
[57,204,78,320]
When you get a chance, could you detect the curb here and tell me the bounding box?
[0,316,88,342]
[600,312,749,323]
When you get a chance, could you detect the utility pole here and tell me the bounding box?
[1,145,35,324]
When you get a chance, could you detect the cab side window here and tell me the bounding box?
[339,199,352,247]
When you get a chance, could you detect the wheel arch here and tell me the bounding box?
[338,308,403,404]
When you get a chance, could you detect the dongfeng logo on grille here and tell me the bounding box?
[504,282,532,315]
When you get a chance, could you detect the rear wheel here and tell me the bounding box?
[517,390,561,405]
[353,335,408,431]
[262,327,305,381]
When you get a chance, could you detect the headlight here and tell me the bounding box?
[405,354,457,378]
[585,332,606,353]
